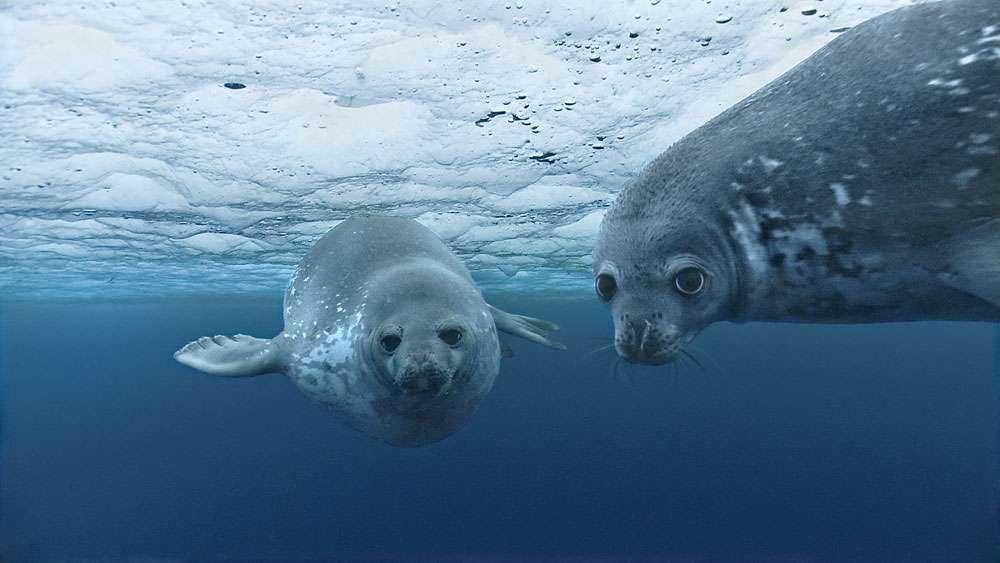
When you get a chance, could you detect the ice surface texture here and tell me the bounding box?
[0,0,909,299]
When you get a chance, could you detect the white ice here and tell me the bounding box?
[0,0,912,298]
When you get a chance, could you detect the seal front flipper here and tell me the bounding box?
[174,334,285,377]
[487,305,567,350]
[945,219,1000,308]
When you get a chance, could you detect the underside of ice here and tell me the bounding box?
[1,0,911,299]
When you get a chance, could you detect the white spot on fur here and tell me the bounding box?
[727,201,768,307]
[951,168,980,190]
[782,224,829,255]
[830,183,850,207]
[927,78,963,88]
[967,145,997,156]
[758,156,783,174]
[978,28,999,44]
[315,310,364,366]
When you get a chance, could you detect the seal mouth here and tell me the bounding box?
[614,319,687,365]
[616,341,680,365]
[621,353,674,365]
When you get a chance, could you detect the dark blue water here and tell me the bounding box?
[1,296,998,562]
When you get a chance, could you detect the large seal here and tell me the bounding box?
[175,217,564,446]
[594,0,999,364]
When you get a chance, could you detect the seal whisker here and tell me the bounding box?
[610,355,623,383]
[679,349,706,376]
[585,343,617,356]
[574,342,616,370]
[614,355,635,387]
[684,344,725,378]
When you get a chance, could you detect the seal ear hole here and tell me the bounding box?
[438,328,463,346]
[595,273,617,302]
[380,334,401,353]
[674,266,706,296]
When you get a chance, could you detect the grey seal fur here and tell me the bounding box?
[175,217,564,446]
[594,0,999,364]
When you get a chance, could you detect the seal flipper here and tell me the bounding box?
[945,219,1000,308]
[174,334,285,377]
[488,305,567,350]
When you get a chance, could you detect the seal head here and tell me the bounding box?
[594,170,745,364]
[365,264,484,397]
[337,259,500,446]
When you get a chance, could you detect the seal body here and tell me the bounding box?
[594,0,1000,364]
[176,217,563,446]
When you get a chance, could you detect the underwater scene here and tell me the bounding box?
[2,0,999,561]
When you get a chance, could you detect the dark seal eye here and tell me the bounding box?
[674,266,705,296]
[380,334,401,353]
[595,273,617,302]
[439,328,463,345]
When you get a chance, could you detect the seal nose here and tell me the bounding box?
[396,356,450,395]
[617,318,671,364]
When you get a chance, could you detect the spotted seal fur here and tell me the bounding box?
[594,0,999,364]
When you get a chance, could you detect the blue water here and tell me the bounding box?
[1,296,998,562]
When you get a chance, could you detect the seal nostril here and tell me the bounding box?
[622,319,663,357]
[626,319,650,341]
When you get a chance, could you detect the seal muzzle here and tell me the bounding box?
[395,355,453,395]
[615,318,681,365]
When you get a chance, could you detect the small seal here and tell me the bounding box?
[175,217,564,446]
[594,0,999,364]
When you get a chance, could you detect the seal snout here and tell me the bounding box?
[616,318,679,365]
[396,356,453,395]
